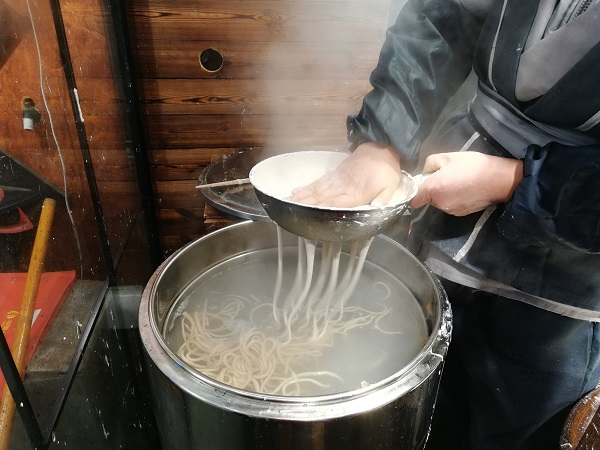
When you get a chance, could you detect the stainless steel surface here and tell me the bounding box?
[249,151,421,242]
[139,220,452,450]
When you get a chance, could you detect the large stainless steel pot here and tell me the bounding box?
[139,220,451,450]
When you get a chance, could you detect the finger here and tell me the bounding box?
[410,177,433,209]
[421,154,445,175]
[290,176,334,203]
[292,186,340,206]
[291,183,324,203]
[315,194,357,208]
[290,186,315,203]
[371,185,397,207]
[292,193,321,205]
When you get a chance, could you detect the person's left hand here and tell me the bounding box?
[410,152,523,216]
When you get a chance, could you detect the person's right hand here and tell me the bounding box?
[290,143,403,208]
[410,151,523,216]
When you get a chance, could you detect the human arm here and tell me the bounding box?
[292,0,486,207]
[347,0,485,168]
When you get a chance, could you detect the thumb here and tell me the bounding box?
[421,154,445,174]
[410,176,432,209]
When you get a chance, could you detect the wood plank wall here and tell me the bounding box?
[0,0,153,282]
[0,0,396,273]
[58,0,157,282]
[0,0,107,278]
[127,0,393,256]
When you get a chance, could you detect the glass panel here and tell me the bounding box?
[0,0,154,447]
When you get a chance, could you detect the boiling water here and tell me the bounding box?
[163,246,428,396]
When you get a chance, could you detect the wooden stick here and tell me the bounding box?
[0,198,56,450]
[196,178,251,189]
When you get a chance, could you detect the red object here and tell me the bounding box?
[0,208,33,234]
[0,271,76,389]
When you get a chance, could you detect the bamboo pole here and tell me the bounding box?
[0,198,56,450]
[196,178,250,189]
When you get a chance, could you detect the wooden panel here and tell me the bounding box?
[66,78,125,114]
[0,0,27,70]
[150,147,236,181]
[0,0,110,278]
[160,207,205,221]
[140,79,370,115]
[6,0,138,275]
[57,0,115,78]
[89,149,137,181]
[0,64,73,121]
[136,40,382,80]
[129,1,389,44]
[57,0,158,275]
[124,0,393,256]
[161,234,204,253]
[159,221,206,256]
[154,180,202,209]
[203,203,242,228]
[70,117,129,147]
[151,147,235,166]
[146,114,350,149]
[153,177,205,253]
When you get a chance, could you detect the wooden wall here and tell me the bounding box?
[0,0,395,273]
[127,0,394,256]
[0,0,152,282]
[60,0,156,282]
[0,0,103,278]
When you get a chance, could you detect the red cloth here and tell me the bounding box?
[0,271,76,387]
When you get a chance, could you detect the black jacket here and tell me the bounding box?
[347,0,600,315]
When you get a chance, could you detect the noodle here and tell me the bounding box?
[176,226,402,396]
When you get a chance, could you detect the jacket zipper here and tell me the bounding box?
[575,0,593,17]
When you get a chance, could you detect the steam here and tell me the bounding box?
[245,1,404,162]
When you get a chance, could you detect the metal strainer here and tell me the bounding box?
[249,151,424,242]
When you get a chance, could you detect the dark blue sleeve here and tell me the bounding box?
[346,0,484,169]
[498,142,600,253]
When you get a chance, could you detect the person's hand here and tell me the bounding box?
[290,143,403,207]
[410,152,523,216]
